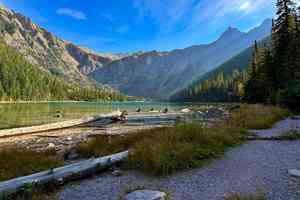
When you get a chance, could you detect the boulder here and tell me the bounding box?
[289,169,300,177]
[125,190,167,200]
[47,143,56,149]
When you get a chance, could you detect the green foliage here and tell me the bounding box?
[4,23,16,34]
[172,70,247,102]
[278,130,300,140]
[244,0,300,109]
[0,41,126,101]
[0,148,63,181]
[171,38,270,102]
[49,67,64,76]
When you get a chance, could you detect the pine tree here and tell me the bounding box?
[273,0,297,88]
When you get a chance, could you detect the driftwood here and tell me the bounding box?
[0,151,129,196]
[0,112,121,138]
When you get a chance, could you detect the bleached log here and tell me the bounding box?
[0,151,129,196]
[0,112,121,138]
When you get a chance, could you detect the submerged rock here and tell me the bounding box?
[125,190,167,200]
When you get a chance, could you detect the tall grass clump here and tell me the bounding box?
[0,149,63,181]
[127,123,243,176]
[227,104,290,129]
[76,129,162,158]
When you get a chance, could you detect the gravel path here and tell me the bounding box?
[251,116,300,138]
[60,117,300,200]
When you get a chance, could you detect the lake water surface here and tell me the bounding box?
[0,101,194,130]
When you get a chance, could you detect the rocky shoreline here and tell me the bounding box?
[0,106,230,159]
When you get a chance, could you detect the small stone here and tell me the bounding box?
[47,143,56,149]
[289,169,300,177]
[181,108,191,113]
[125,190,167,200]
[111,169,123,177]
[67,137,72,141]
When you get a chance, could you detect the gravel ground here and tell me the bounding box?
[60,117,300,200]
[251,116,300,137]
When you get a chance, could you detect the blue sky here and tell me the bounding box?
[1,0,277,53]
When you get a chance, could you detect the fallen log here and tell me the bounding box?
[0,112,121,138]
[0,151,129,196]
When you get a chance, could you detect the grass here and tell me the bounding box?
[227,104,290,130]
[224,192,266,200]
[77,123,245,176]
[127,123,244,175]
[278,130,300,140]
[0,148,63,181]
[1,183,59,200]
[76,129,161,158]
[76,104,290,176]
[1,104,289,179]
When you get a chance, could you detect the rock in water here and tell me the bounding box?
[125,190,167,200]
[181,108,191,113]
[162,108,168,113]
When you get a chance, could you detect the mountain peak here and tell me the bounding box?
[223,26,243,36]
[216,26,244,44]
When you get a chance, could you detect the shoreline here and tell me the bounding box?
[0,100,120,104]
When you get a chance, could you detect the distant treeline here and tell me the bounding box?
[170,45,254,102]
[172,0,300,109]
[0,41,126,101]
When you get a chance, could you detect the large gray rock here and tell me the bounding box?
[289,169,300,177]
[125,190,167,200]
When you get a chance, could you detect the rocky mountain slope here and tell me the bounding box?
[0,4,122,86]
[92,19,272,99]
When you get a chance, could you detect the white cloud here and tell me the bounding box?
[190,0,273,26]
[133,0,196,33]
[239,1,251,12]
[56,8,87,20]
[132,0,273,34]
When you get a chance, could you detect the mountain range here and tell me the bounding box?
[91,19,272,99]
[0,4,272,100]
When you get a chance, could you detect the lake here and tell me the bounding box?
[0,101,196,130]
